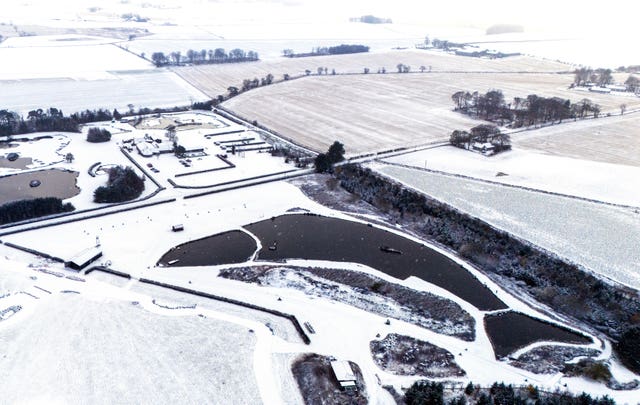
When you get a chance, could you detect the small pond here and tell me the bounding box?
[0,169,80,205]
[484,311,592,358]
[157,230,257,267]
[244,214,506,310]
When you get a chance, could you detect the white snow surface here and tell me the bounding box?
[375,163,640,290]
[2,178,638,404]
[384,146,640,207]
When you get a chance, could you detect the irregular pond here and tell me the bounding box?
[484,311,592,358]
[0,169,80,205]
[157,230,257,267]
[244,214,506,310]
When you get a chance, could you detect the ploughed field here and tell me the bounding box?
[512,112,640,167]
[175,50,572,98]
[221,73,639,155]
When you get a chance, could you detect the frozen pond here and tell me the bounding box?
[245,214,505,310]
[484,311,592,358]
[376,164,640,289]
[0,169,80,205]
[157,230,257,267]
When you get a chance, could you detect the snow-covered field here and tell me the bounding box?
[0,35,153,80]
[383,146,640,207]
[0,70,208,116]
[3,178,637,403]
[374,163,640,290]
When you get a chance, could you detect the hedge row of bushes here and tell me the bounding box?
[0,197,74,225]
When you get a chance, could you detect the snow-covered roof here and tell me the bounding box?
[589,87,611,93]
[330,360,355,382]
[67,245,102,268]
[472,142,495,149]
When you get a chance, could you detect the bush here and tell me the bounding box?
[0,197,74,224]
[94,166,145,203]
[86,127,111,143]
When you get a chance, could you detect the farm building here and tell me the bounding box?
[472,142,495,154]
[589,87,611,94]
[65,246,103,270]
[330,360,357,391]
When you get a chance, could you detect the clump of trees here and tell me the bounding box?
[283,44,369,58]
[573,67,613,87]
[615,326,640,374]
[0,197,74,225]
[452,89,600,128]
[314,141,345,173]
[86,127,111,143]
[151,48,259,67]
[349,15,392,24]
[450,124,511,153]
[94,166,145,203]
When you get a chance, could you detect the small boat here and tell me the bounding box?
[379,245,402,254]
[167,259,180,265]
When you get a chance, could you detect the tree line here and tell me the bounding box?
[573,67,639,93]
[282,44,369,58]
[405,380,615,405]
[151,48,259,67]
[452,89,601,128]
[0,197,74,225]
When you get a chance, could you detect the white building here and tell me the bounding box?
[330,360,357,391]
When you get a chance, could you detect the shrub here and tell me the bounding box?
[94,166,144,203]
[86,127,111,143]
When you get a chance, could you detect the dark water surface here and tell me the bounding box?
[157,230,257,267]
[0,169,79,205]
[484,311,592,358]
[245,214,506,310]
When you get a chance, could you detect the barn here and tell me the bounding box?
[65,246,103,271]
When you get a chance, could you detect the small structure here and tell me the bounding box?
[589,86,611,94]
[65,246,103,271]
[472,142,495,154]
[330,360,357,391]
[171,224,184,232]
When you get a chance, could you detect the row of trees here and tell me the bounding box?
[0,197,75,225]
[450,124,511,152]
[151,48,259,67]
[452,90,601,127]
[282,44,369,58]
[0,108,113,136]
[93,166,145,203]
[405,380,615,405]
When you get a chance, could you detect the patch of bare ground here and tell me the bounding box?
[292,353,367,405]
[218,265,475,341]
[289,174,382,217]
[371,333,465,378]
[512,112,640,166]
[508,345,600,375]
[221,72,638,155]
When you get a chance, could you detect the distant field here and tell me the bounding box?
[512,111,640,166]
[175,50,572,98]
[221,72,639,155]
[0,70,207,115]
